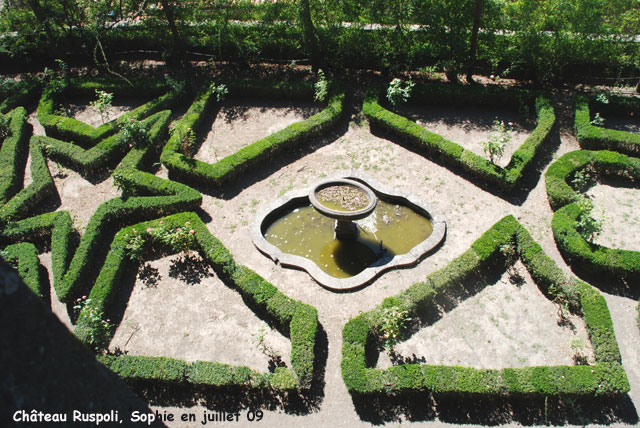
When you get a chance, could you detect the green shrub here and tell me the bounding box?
[364,84,555,193]
[575,95,640,156]
[161,79,344,187]
[0,108,30,206]
[546,150,640,283]
[341,215,629,398]
[83,212,318,391]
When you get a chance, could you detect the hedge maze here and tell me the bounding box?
[0,73,637,417]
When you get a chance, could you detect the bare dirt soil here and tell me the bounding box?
[109,254,291,371]
[588,183,640,252]
[69,103,132,127]
[377,262,595,370]
[395,104,535,168]
[194,100,322,163]
[21,90,640,428]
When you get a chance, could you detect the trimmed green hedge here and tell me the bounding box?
[0,137,56,223]
[1,242,46,298]
[341,215,629,397]
[1,110,202,303]
[0,108,31,205]
[575,95,640,156]
[545,150,640,282]
[363,84,555,193]
[37,77,175,147]
[82,211,318,391]
[1,211,77,292]
[161,80,344,187]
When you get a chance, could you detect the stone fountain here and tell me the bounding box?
[251,172,446,291]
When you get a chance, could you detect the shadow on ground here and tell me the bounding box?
[351,392,638,426]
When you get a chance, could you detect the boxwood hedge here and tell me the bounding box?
[82,211,318,391]
[545,150,640,283]
[575,95,640,156]
[161,79,345,187]
[341,215,629,398]
[363,83,555,193]
[37,77,175,147]
[0,79,41,115]
[1,242,46,298]
[1,110,202,303]
[0,107,31,205]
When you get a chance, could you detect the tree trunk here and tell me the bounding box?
[466,0,483,84]
[27,0,55,43]
[299,0,319,70]
[159,0,181,49]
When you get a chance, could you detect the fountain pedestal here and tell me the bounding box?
[308,179,378,241]
[335,219,358,240]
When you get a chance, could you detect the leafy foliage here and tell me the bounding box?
[120,118,149,148]
[90,89,113,124]
[483,120,512,164]
[386,78,414,107]
[378,306,412,350]
[314,69,328,102]
[210,82,228,102]
[73,296,113,352]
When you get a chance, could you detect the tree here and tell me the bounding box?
[298,0,319,70]
[466,0,483,83]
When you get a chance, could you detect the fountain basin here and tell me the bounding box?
[251,172,446,291]
[309,179,377,240]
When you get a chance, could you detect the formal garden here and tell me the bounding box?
[1,1,640,427]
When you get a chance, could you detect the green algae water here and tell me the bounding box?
[264,200,433,278]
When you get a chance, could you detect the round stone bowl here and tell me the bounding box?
[308,178,378,221]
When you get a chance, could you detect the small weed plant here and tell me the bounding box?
[576,197,602,243]
[379,306,412,351]
[314,69,329,102]
[483,119,513,164]
[386,78,415,107]
[571,166,596,192]
[73,296,113,352]
[596,92,610,104]
[591,112,605,126]
[90,89,113,124]
[252,326,279,360]
[210,82,228,102]
[120,118,148,148]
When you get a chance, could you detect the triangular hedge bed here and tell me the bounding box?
[1,110,202,303]
[342,215,629,398]
[363,83,555,194]
[160,79,345,187]
[81,211,318,391]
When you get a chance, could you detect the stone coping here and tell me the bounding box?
[250,171,447,291]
